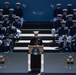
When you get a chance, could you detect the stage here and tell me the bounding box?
[0,53,76,74]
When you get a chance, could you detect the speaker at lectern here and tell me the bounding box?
[28,45,44,73]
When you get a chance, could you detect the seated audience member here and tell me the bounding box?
[53,4,62,21]
[54,14,62,29]
[14,2,24,26]
[0,21,6,39]
[67,4,73,15]
[6,20,21,47]
[0,9,3,21]
[52,14,62,42]
[3,2,10,15]
[58,20,69,43]
[14,16,21,29]
[68,20,76,44]
[66,14,73,28]
[6,20,17,49]
[71,33,76,52]
[73,9,76,20]
[62,9,68,21]
[3,15,9,27]
[9,8,15,21]
[0,37,10,52]
[59,35,71,52]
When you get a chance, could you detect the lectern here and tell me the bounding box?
[28,45,44,72]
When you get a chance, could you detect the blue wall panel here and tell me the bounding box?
[0,0,76,22]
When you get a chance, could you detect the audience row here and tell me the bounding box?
[0,2,24,26]
[53,3,76,21]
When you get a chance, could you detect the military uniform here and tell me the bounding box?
[54,14,62,29]
[9,8,15,21]
[73,9,76,20]
[66,20,73,28]
[6,21,18,49]
[14,8,23,18]
[3,15,9,27]
[0,15,3,21]
[53,4,62,18]
[66,15,73,28]
[14,3,23,18]
[0,9,3,21]
[3,20,9,27]
[6,25,17,38]
[68,25,76,43]
[73,15,76,20]
[70,26,76,36]
[52,14,62,42]
[3,2,10,15]
[59,40,71,52]
[58,26,69,36]
[67,4,73,14]
[14,2,24,26]
[0,21,6,39]
[13,21,21,29]
[68,20,76,43]
[30,37,42,45]
[57,20,69,43]
[29,31,43,73]
[13,16,21,29]
[62,9,68,21]
[0,37,10,52]
[54,19,62,29]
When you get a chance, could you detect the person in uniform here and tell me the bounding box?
[54,14,62,29]
[0,9,3,21]
[59,35,71,52]
[9,8,15,21]
[62,9,68,21]
[73,9,76,20]
[13,16,21,29]
[52,14,62,42]
[58,20,69,43]
[67,4,73,15]
[6,20,17,49]
[30,31,43,45]
[0,21,6,40]
[3,15,9,27]
[66,14,73,28]
[3,2,10,15]
[30,31,43,73]
[14,2,24,26]
[53,4,62,21]
[68,20,76,44]
[0,37,10,52]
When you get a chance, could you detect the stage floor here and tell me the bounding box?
[0,73,76,75]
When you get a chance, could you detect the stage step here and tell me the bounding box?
[21,29,51,34]
[20,34,58,37]
[14,28,60,52]
[14,47,59,52]
[15,40,59,47]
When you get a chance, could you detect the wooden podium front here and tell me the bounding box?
[28,45,44,72]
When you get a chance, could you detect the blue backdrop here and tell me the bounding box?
[0,0,76,22]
